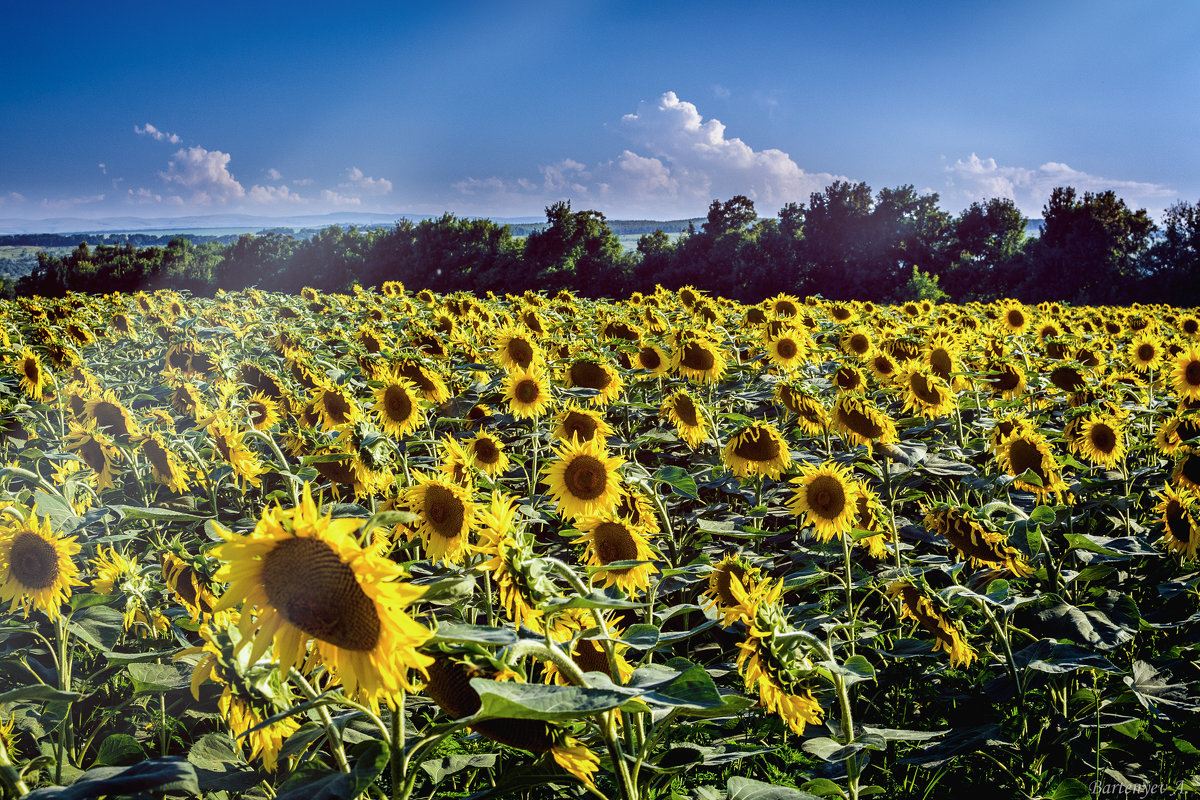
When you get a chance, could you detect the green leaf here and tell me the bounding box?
[728,776,822,799]
[187,733,243,772]
[93,734,144,767]
[107,504,212,522]
[126,662,191,694]
[860,726,948,742]
[430,622,517,646]
[1175,738,1200,756]
[417,573,477,605]
[1048,777,1093,800]
[420,754,497,782]
[1029,505,1057,526]
[32,491,75,528]
[800,778,848,798]
[22,757,199,800]
[1025,592,1140,652]
[0,685,82,705]
[346,739,390,797]
[359,508,418,537]
[67,605,125,651]
[619,624,660,650]
[654,465,700,499]
[68,593,116,612]
[469,679,636,722]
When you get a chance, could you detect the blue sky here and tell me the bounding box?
[1,0,1196,226]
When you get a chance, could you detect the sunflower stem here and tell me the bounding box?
[391,690,404,800]
[289,669,350,773]
[0,733,29,798]
[840,531,856,656]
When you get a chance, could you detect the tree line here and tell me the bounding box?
[11,182,1200,305]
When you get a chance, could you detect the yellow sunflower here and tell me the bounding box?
[542,436,625,520]
[702,553,762,626]
[896,365,957,419]
[788,462,860,542]
[504,365,553,419]
[553,404,613,445]
[996,429,1069,501]
[493,327,543,371]
[162,552,220,622]
[211,484,433,705]
[466,431,509,476]
[372,374,425,438]
[244,392,283,431]
[723,422,791,480]
[887,581,975,668]
[403,471,480,564]
[830,394,898,451]
[63,421,123,490]
[311,384,360,431]
[983,361,1026,399]
[632,343,671,377]
[16,348,50,402]
[572,513,658,595]
[1076,413,1127,468]
[0,508,84,621]
[775,383,828,437]
[672,335,727,384]
[765,332,808,370]
[1171,345,1200,401]
[139,432,192,493]
[660,390,710,449]
[208,418,266,489]
[1128,335,1164,373]
[923,504,1033,576]
[564,356,624,407]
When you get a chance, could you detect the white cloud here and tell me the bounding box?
[39,194,105,210]
[0,191,25,204]
[712,84,731,100]
[128,187,163,204]
[265,167,283,181]
[340,167,392,196]
[320,189,362,206]
[292,178,314,186]
[160,146,246,205]
[452,91,843,217]
[98,163,107,174]
[945,153,1175,217]
[134,123,181,144]
[248,184,306,204]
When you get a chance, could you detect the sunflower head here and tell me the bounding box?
[723,422,791,480]
[830,394,898,451]
[660,390,709,449]
[887,580,975,668]
[543,436,625,520]
[922,503,1033,576]
[1172,345,1200,402]
[553,404,613,445]
[572,513,658,595]
[403,471,480,564]
[788,462,859,542]
[504,365,552,419]
[0,508,84,620]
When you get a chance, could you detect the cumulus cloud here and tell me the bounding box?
[320,189,362,206]
[292,178,314,186]
[340,167,392,196]
[135,123,181,144]
[265,167,283,181]
[248,184,306,204]
[128,187,163,204]
[160,146,246,205]
[453,91,843,217]
[0,191,26,205]
[945,153,1175,217]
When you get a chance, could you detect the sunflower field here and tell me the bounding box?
[2,284,1200,800]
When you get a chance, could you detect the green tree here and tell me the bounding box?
[522,201,629,296]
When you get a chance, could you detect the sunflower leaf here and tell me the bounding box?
[107,505,212,523]
[468,679,638,721]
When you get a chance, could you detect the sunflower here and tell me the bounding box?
[897,365,957,419]
[212,484,433,705]
[564,356,624,407]
[403,471,480,564]
[208,418,266,489]
[139,432,192,493]
[493,327,542,371]
[544,629,634,685]
[474,491,553,631]
[1173,448,1200,492]
[437,435,476,487]
[766,332,807,370]
[372,374,425,438]
[840,327,873,358]
[999,301,1029,335]
[553,404,613,445]
[923,504,1033,576]
[996,429,1069,501]
[311,384,360,431]
[866,350,899,384]
[702,553,762,625]
[660,390,710,448]
[161,552,219,621]
[0,508,84,621]
[466,431,509,476]
[983,361,1026,399]
[849,481,890,559]
[244,392,283,431]
[63,421,123,490]
[394,358,451,405]
[504,365,553,419]
[775,383,827,436]
[673,335,727,384]
[15,348,50,402]
[1171,345,1200,401]
[1156,485,1200,560]
[612,486,660,537]
[832,365,866,394]
[1076,413,1126,468]
[886,581,976,668]
[543,436,625,520]
[830,394,898,451]
[723,422,791,480]
[632,343,671,377]
[572,513,658,596]
[788,462,859,542]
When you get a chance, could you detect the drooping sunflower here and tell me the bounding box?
[788,461,859,542]
[830,394,898,451]
[63,421,123,490]
[849,481,890,559]
[504,365,553,419]
[15,348,50,402]
[632,343,671,377]
[923,504,1033,576]
[775,382,828,437]
[866,350,900,385]
[723,422,791,480]
[672,335,727,384]
[208,418,266,489]
[403,471,480,564]
[660,390,710,449]
[886,580,976,668]
[553,404,613,445]
[1171,345,1200,401]
[0,508,84,621]
[139,432,192,493]
[702,553,762,625]
[161,551,220,622]
[572,513,659,595]
[1075,413,1127,468]
[542,436,625,520]
[612,485,661,537]
[1173,448,1200,492]
[393,358,451,405]
[372,374,426,438]
[983,361,1026,399]
[832,365,867,394]
[211,484,433,705]
[310,384,360,432]
[474,491,554,632]
[564,355,624,407]
[1156,484,1200,560]
[996,429,1069,501]
[896,365,957,419]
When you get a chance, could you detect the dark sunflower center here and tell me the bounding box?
[384,385,413,421]
[1008,438,1048,484]
[835,368,861,391]
[1185,320,1199,335]
[910,374,943,405]
[424,485,466,538]
[838,402,884,439]
[733,427,781,462]
[23,358,40,383]
[572,639,611,674]
[638,347,662,370]
[989,365,1020,392]
[564,455,607,500]
[680,342,715,371]
[593,522,637,565]
[775,300,798,316]
[929,349,952,379]
[507,339,534,368]
[715,563,746,606]
[398,365,435,395]
[322,391,353,424]
[1089,424,1117,454]
[472,437,500,463]
[808,475,846,518]
[1186,360,1200,387]
[515,379,540,404]
[673,395,699,427]
[262,537,380,652]
[1051,367,1086,393]
[91,402,130,436]
[249,401,269,426]
[9,531,59,590]
[1138,344,1156,362]
[849,334,870,355]
[775,338,798,360]
[872,355,895,376]
[78,439,109,474]
[1008,310,1025,328]
[144,440,173,476]
[1165,502,1192,544]
[569,361,612,391]
[563,412,598,442]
